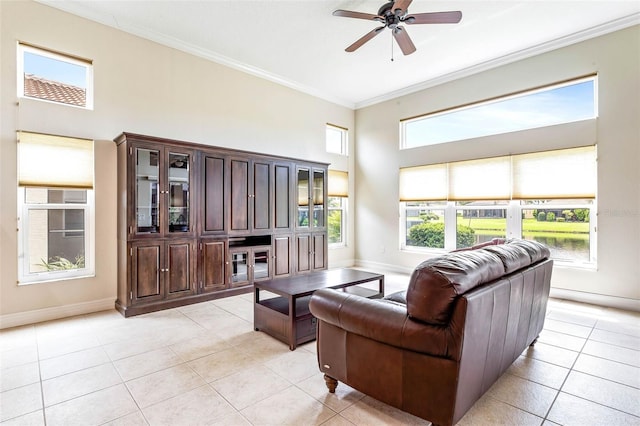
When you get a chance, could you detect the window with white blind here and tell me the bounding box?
[400,146,597,266]
[328,170,348,246]
[17,131,95,284]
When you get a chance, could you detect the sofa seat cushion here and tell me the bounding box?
[406,250,505,325]
[384,290,407,305]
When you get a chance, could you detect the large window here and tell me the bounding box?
[400,146,597,266]
[17,132,95,284]
[18,42,93,109]
[328,170,348,247]
[401,76,597,149]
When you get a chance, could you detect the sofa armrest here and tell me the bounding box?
[310,288,463,359]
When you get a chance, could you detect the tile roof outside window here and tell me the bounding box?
[23,74,86,107]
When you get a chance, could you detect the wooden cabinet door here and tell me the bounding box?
[203,154,225,233]
[230,159,249,232]
[312,233,326,271]
[274,163,292,230]
[273,235,292,277]
[253,161,271,230]
[130,242,163,303]
[166,240,196,298]
[296,234,311,273]
[201,239,227,292]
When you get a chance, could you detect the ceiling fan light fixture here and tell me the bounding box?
[333,0,462,56]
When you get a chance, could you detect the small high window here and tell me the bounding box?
[18,43,93,109]
[401,76,597,149]
[326,124,348,155]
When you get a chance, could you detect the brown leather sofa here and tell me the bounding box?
[309,239,553,426]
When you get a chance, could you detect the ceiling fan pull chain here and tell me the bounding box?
[391,31,394,62]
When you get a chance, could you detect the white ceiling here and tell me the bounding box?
[39,1,640,109]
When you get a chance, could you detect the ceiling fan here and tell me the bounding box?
[333,0,462,56]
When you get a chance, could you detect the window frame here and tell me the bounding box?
[17,187,95,284]
[17,42,94,110]
[326,124,348,156]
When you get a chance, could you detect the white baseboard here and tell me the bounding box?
[550,288,640,312]
[354,259,414,275]
[0,298,115,329]
[328,259,357,269]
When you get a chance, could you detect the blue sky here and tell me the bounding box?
[405,79,596,148]
[24,51,86,88]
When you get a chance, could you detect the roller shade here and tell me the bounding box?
[328,170,348,197]
[449,156,511,201]
[399,163,447,201]
[513,146,596,199]
[400,145,596,201]
[18,131,94,189]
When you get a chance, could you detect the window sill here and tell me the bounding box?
[18,271,95,286]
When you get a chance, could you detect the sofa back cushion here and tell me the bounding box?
[406,239,549,325]
[406,250,505,325]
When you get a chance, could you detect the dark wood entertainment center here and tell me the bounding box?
[114,132,328,317]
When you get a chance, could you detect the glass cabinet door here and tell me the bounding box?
[313,170,324,228]
[231,251,248,284]
[168,152,190,233]
[253,248,270,280]
[135,148,160,233]
[297,169,310,228]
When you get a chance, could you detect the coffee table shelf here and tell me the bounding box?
[254,268,385,350]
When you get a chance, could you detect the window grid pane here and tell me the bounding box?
[521,201,592,263]
[456,204,507,249]
[404,202,446,249]
[328,196,345,245]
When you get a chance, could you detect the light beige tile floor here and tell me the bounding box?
[1,272,639,425]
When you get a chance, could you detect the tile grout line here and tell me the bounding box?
[540,312,595,424]
[541,310,640,422]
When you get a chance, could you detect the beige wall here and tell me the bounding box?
[354,25,640,308]
[0,1,355,322]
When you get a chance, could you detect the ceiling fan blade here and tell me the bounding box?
[393,26,416,55]
[404,11,462,25]
[333,9,383,21]
[345,26,385,52]
[392,0,413,15]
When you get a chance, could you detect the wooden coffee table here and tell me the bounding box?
[254,268,385,350]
